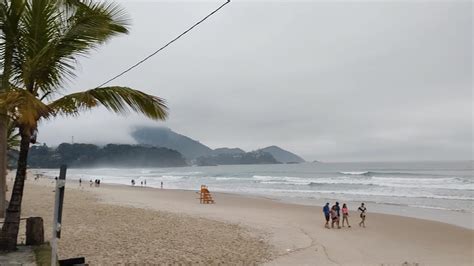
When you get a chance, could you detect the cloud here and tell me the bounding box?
[38,1,472,162]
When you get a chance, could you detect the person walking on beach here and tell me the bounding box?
[335,202,341,218]
[358,203,367,227]
[161,181,163,189]
[331,205,341,229]
[342,203,351,227]
[79,178,82,186]
[131,179,135,186]
[323,203,330,228]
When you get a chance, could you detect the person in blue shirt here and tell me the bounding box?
[323,203,330,228]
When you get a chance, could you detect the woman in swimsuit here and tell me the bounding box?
[358,203,366,227]
[342,203,351,228]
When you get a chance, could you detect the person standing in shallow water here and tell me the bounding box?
[342,203,351,227]
[358,203,367,227]
[323,203,330,228]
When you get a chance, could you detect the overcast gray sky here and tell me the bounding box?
[38,0,472,162]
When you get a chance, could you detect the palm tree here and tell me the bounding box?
[0,0,168,250]
[0,0,25,219]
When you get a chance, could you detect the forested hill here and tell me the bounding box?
[257,146,305,163]
[195,151,280,166]
[131,127,307,163]
[132,127,214,159]
[22,143,187,168]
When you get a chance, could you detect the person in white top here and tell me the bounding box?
[358,203,367,227]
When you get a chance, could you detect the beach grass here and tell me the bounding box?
[33,243,54,266]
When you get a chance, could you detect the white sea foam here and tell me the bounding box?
[31,162,474,213]
[250,174,473,191]
[339,171,370,175]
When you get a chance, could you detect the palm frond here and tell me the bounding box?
[7,120,20,151]
[48,86,168,120]
[14,0,60,91]
[0,0,26,91]
[0,89,52,127]
[12,0,129,98]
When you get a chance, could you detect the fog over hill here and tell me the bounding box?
[131,127,214,159]
[213,147,245,155]
[131,127,305,163]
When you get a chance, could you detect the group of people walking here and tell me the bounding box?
[130,179,164,189]
[77,177,102,187]
[131,179,148,186]
[323,202,366,229]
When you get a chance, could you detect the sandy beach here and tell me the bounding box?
[11,172,474,265]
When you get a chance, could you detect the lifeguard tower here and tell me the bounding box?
[199,185,215,204]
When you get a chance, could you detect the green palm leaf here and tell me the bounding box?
[13,0,129,97]
[0,89,52,126]
[48,86,168,120]
[6,120,19,151]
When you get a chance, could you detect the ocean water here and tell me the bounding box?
[36,161,473,214]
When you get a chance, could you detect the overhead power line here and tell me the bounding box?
[97,0,231,88]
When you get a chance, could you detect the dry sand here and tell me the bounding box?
[8,172,474,265]
[15,177,274,264]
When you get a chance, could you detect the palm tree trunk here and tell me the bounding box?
[0,126,30,251]
[1,0,20,220]
[0,118,7,218]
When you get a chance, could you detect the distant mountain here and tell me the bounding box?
[213,147,245,155]
[26,143,187,168]
[196,151,280,166]
[257,146,305,163]
[131,127,306,164]
[132,127,214,160]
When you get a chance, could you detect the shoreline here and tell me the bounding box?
[266,194,474,230]
[101,182,474,230]
[31,170,473,230]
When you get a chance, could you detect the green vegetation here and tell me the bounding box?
[195,151,280,166]
[33,243,54,266]
[24,143,187,168]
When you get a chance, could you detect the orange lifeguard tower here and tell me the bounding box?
[199,185,215,204]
